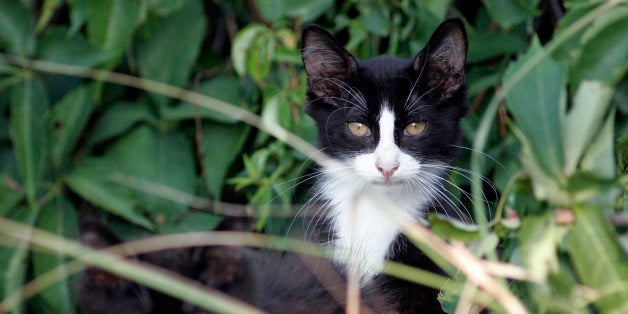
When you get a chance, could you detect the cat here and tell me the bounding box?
[77,18,469,313]
[301,17,468,312]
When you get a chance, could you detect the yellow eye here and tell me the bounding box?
[404,122,427,136]
[347,122,370,137]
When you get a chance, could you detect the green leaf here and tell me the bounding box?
[357,2,389,36]
[568,205,628,313]
[32,198,77,314]
[86,0,140,53]
[65,158,153,230]
[35,0,62,33]
[428,214,481,243]
[1,206,39,314]
[572,16,628,86]
[422,0,452,19]
[67,0,87,36]
[88,101,156,144]
[136,0,206,108]
[0,176,23,217]
[254,0,287,23]
[159,211,222,234]
[284,0,334,24]
[468,32,527,63]
[48,84,96,170]
[9,79,48,207]
[519,213,569,282]
[164,75,246,123]
[0,0,36,56]
[580,109,616,178]
[563,81,614,175]
[37,27,115,68]
[232,24,271,77]
[504,39,566,179]
[104,125,196,224]
[262,92,292,130]
[202,123,250,199]
[144,0,185,16]
[481,0,538,28]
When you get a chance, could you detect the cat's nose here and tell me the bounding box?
[377,165,398,181]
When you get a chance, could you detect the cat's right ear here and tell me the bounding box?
[301,25,357,99]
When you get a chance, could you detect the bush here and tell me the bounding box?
[0,0,626,313]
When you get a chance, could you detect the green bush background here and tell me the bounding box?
[0,0,626,313]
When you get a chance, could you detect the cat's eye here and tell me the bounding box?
[347,122,371,137]
[404,122,427,136]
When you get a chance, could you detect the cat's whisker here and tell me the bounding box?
[449,144,511,176]
[413,173,477,224]
[421,163,498,206]
[408,175,471,224]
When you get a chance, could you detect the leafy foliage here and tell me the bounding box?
[0,0,626,313]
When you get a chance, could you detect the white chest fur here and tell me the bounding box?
[328,186,427,283]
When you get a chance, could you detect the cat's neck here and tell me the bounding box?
[319,176,431,283]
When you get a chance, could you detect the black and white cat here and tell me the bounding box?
[301,17,468,312]
[78,18,469,314]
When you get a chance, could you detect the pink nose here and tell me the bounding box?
[377,165,398,181]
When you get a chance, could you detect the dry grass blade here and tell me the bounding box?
[0,217,269,314]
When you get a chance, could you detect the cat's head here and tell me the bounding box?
[301,19,468,193]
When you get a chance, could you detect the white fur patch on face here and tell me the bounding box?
[318,104,433,284]
[353,107,422,187]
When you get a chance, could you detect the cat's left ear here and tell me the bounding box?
[413,18,467,99]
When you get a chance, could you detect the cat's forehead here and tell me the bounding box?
[358,56,412,79]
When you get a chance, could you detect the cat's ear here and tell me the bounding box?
[414,18,467,98]
[301,25,357,98]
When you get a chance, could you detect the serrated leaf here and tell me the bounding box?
[65,158,153,230]
[0,0,36,56]
[504,40,566,179]
[32,198,77,314]
[104,125,196,224]
[48,84,96,170]
[136,0,206,108]
[202,123,250,199]
[563,80,614,175]
[569,206,628,313]
[86,0,140,53]
[9,79,48,206]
